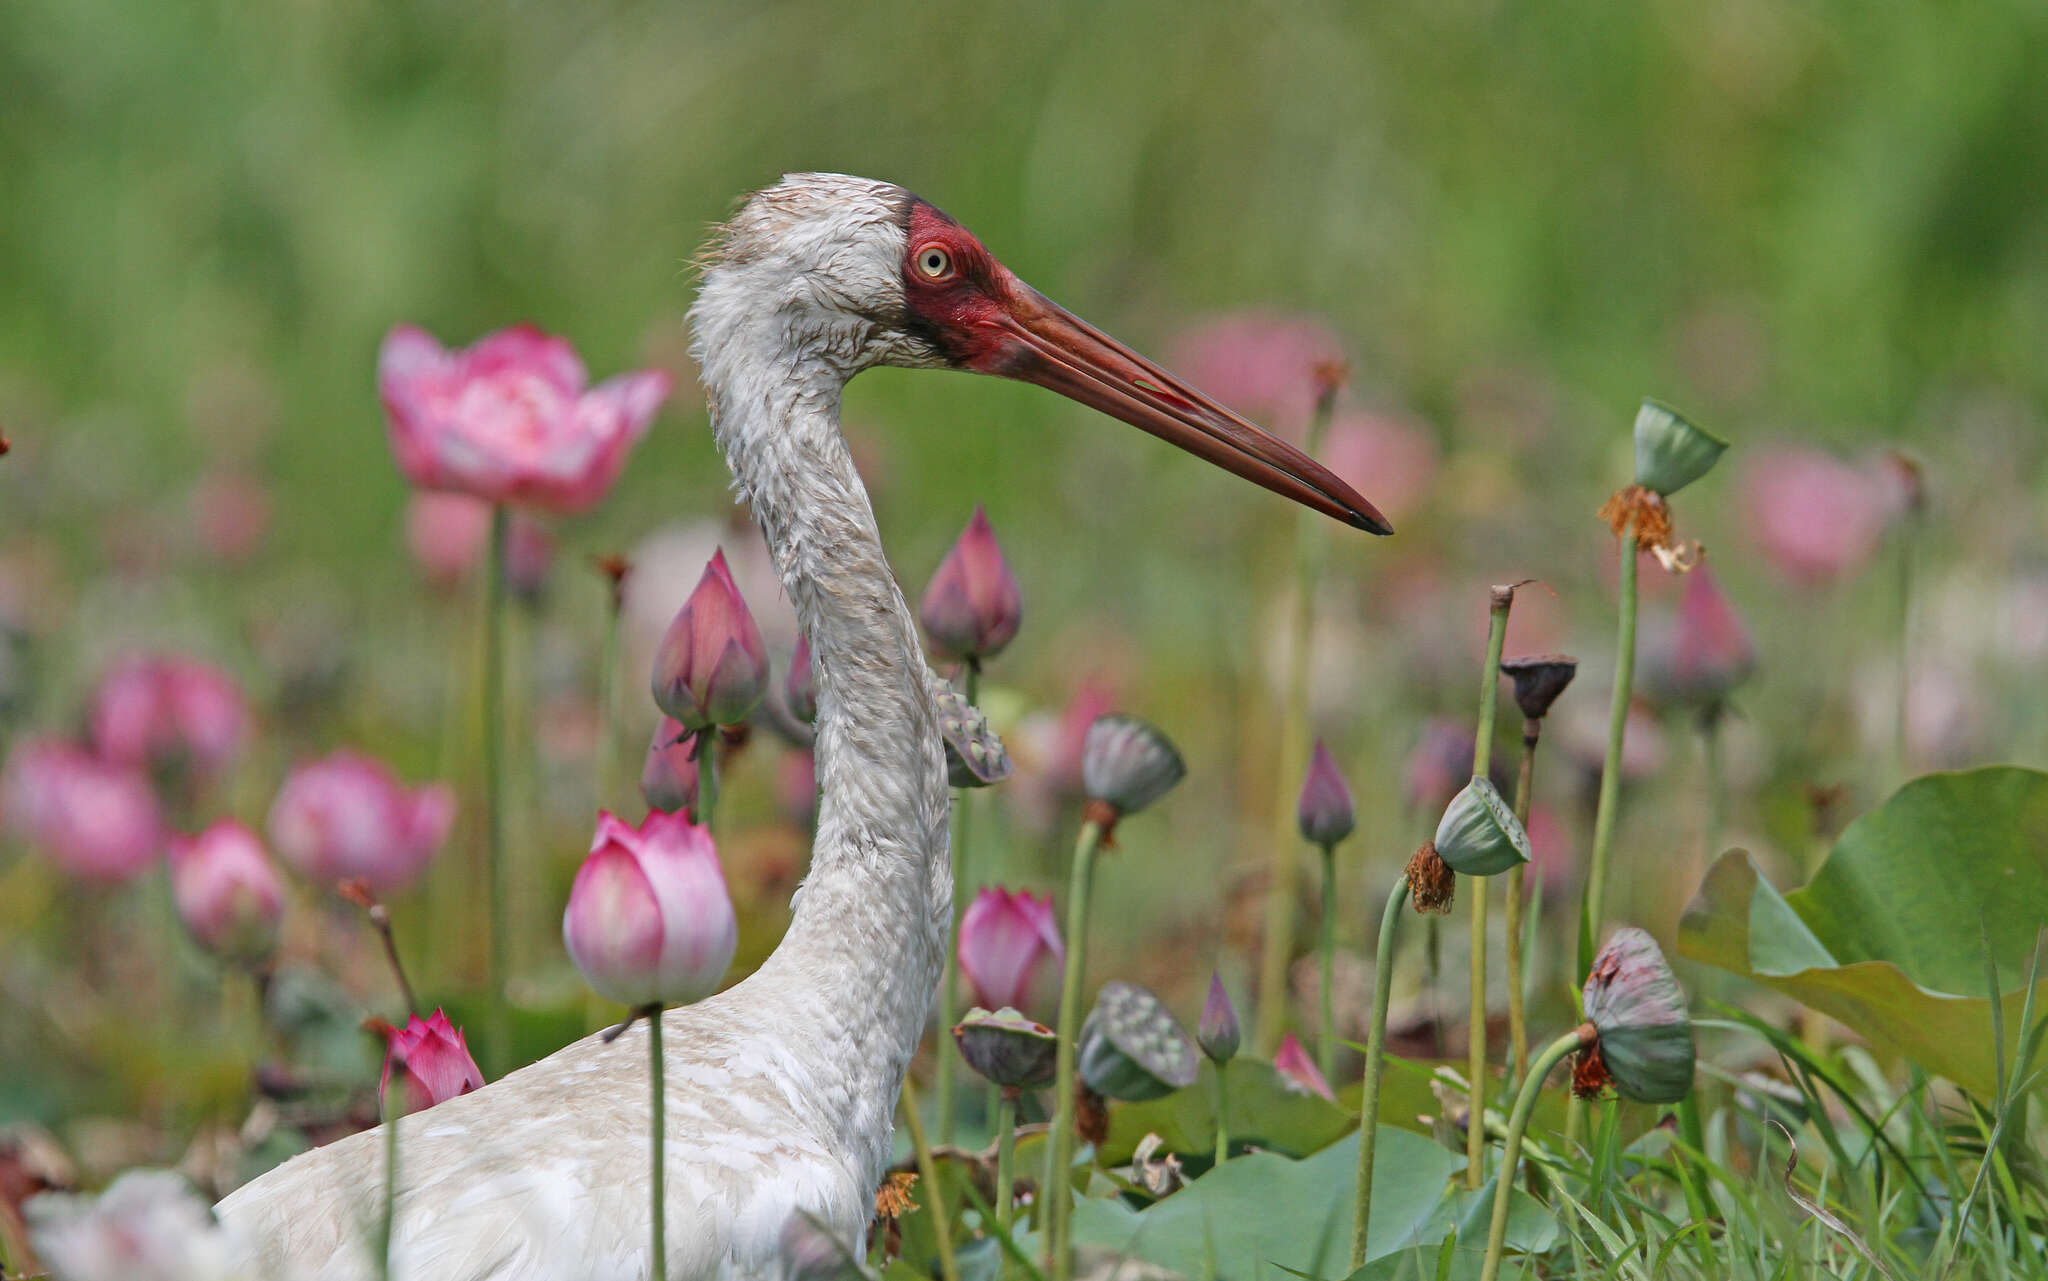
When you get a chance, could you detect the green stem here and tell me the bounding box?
[1049,818,1106,1281]
[1505,721,1539,1085]
[1465,589,1511,1189]
[1480,1026,1594,1281]
[899,1075,960,1281]
[1318,842,1338,1085]
[1894,513,1914,784]
[1213,1062,1232,1166]
[995,1087,1019,1233]
[482,505,509,1077]
[938,663,982,1145]
[595,590,621,815]
[648,1008,667,1281]
[694,730,719,831]
[1582,530,1637,973]
[1701,711,1725,862]
[1349,874,1411,1269]
[377,1062,401,1281]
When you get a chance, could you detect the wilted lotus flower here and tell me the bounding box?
[651,548,769,731]
[952,1006,1059,1089]
[90,654,250,778]
[1499,654,1578,721]
[919,506,1022,664]
[27,1168,258,1281]
[957,887,1063,1020]
[1272,1032,1336,1100]
[167,821,284,965]
[563,809,737,1008]
[1077,981,1198,1102]
[1081,714,1185,820]
[1631,399,1726,498]
[1432,777,1531,877]
[784,634,817,724]
[265,750,455,893]
[378,1008,486,1116]
[1403,718,1476,813]
[404,491,493,585]
[1198,973,1241,1063]
[1668,565,1755,708]
[639,715,699,816]
[1295,739,1356,846]
[1740,446,1892,584]
[1577,928,1695,1104]
[378,323,670,514]
[1,738,161,882]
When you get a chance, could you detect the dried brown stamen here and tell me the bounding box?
[1597,484,1674,550]
[1405,842,1456,915]
[1571,1037,1614,1099]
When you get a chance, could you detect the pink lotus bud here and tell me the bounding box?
[378,1008,485,1115]
[1740,446,1891,584]
[90,655,249,777]
[378,324,670,514]
[919,507,1023,663]
[266,750,455,893]
[1669,564,1755,706]
[638,715,700,816]
[167,821,284,964]
[1295,739,1355,846]
[563,809,737,1008]
[1198,972,1241,1063]
[784,634,817,724]
[957,887,1064,1021]
[405,491,494,585]
[650,548,769,730]
[1273,1032,1335,1100]
[1,738,161,882]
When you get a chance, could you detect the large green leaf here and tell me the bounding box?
[1679,766,2048,1096]
[1101,1058,1355,1166]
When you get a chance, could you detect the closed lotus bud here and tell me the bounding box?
[1081,714,1185,817]
[1669,565,1755,706]
[1579,928,1696,1104]
[1077,981,1198,1102]
[563,809,738,1008]
[1295,739,1355,846]
[932,675,1012,788]
[266,750,455,893]
[1432,776,1531,877]
[1272,1032,1335,1101]
[957,887,1063,1020]
[1499,653,1578,721]
[167,821,285,965]
[784,634,817,725]
[651,548,769,730]
[919,506,1023,663]
[1631,399,1726,498]
[952,1006,1059,1089]
[1197,972,1240,1063]
[639,715,700,815]
[378,1008,486,1116]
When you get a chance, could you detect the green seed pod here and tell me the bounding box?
[1632,399,1726,498]
[951,1006,1058,1089]
[1077,981,1198,1102]
[1081,715,1185,816]
[1581,928,1696,1104]
[929,674,1012,789]
[1431,777,1531,877]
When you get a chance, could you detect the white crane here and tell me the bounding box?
[212,173,1388,1280]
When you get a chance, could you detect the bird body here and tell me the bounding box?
[216,173,1384,1280]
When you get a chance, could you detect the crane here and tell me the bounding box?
[213,173,1388,1280]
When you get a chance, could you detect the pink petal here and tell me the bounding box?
[563,842,668,1007]
[462,324,588,396]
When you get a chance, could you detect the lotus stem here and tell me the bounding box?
[1465,588,1511,1189]
[594,582,622,815]
[938,662,982,1145]
[1894,509,1915,783]
[1318,841,1338,1084]
[1505,720,1539,1084]
[1048,817,1106,1281]
[377,1056,402,1281]
[995,1086,1019,1232]
[482,504,509,1077]
[899,1075,960,1281]
[693,730,719,831]
[1479,1024,1595,1281]
[1349,874,1411,1269]
[1582,528,1637,970]
[647,1007,667,1281]
[1701,709,1725,862]
[1214,1062,1231,1166]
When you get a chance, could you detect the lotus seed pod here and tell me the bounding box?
[1580,927,1696,1104]
[1081,714,1185,817]
[1499,653,1578,721]
[929,675,1012,788]
[1077,981,1198,1102]
[951,1006,1058,1089]
[1431,777,1531,876]
[1632,399,1726,498]
[1197,973,1240,1063]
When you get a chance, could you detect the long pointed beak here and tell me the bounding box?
[987,287,1392,535]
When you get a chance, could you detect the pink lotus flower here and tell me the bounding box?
[1167,311,1347,439]
[379,1009,485,1116]
[405,491,494,585]
[1320,411,1438,525]
[651,548,769,731]
[90,655,249,777]
[638,715,700,816]
[1273,1032,1335,1100]
[919,506,1023,663]
[378,323,670,514]
[1740,446,1892,584]
[168,820,285,964]
[1669,565,1755,705]
[957,887,1064,1021]
[265,750,455,892]
[1296,739,1356,846]
[1,738,161,882]
[563,809,737,1008]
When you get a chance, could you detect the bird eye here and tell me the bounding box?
[914,244,953,280]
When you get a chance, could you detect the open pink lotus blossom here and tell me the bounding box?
[168,820,285,964]
[1167,311,1347,438]
[919,506,1023,663]
[958,887,1064,1021]
[1,738,161,882]
[90,655,249,777]
[378,324,670,514]
[405,491,494,585]
[379,1009,485,1115]
[563,809,737,1008]
[1273,1032,1336,1100]
[1320,411,1438,525]
[651,548,768,731]
[1740,446,1893,584]
[265,750,455,892]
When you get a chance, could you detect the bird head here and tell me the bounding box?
[692,173,1390,534]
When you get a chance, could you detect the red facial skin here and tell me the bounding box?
[902,201,1025,371]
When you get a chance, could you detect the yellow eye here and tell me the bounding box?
[915,244,953,279]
